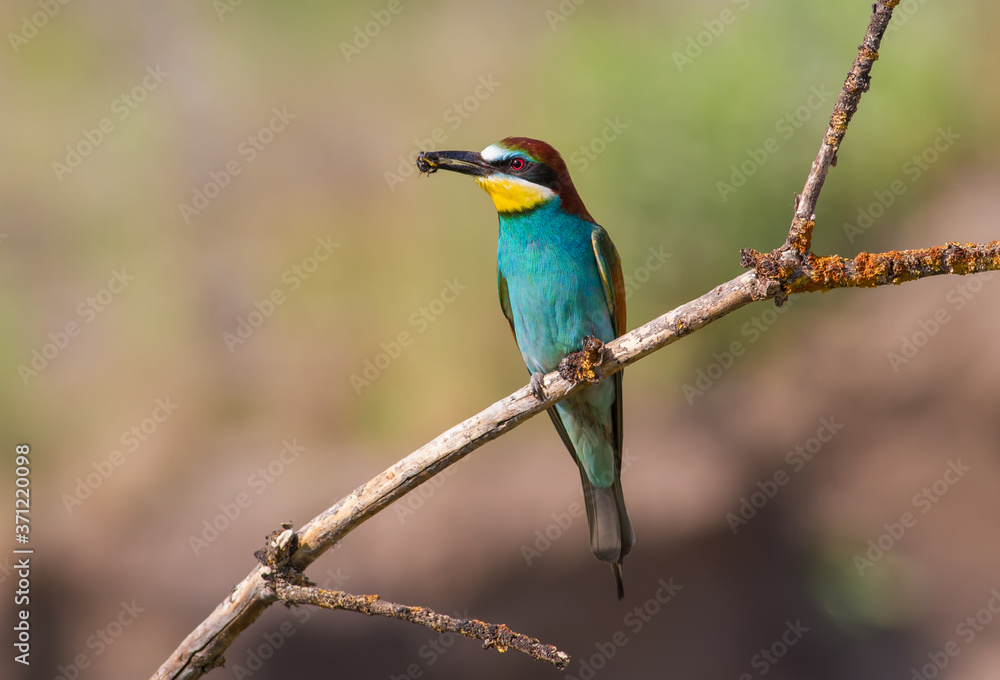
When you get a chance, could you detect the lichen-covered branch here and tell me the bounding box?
[150,247,999,680]
[252,525,571,668]
[785,0,900,254]
[149,2,993,678]
[150,269,769,680]
[272,580,570,669]
[743,241,1000,295]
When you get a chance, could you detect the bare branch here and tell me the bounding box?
[151,271,767,680]
[244,526,573,668]
[151,250,999,679]
[272,580,570,669]
[150,2,995,678]
[786,0,900,254]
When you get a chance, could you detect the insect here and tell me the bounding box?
[415,151,440,175]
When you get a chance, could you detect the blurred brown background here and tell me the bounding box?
[2,0,1000,678]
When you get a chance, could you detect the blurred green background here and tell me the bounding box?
[3,1,1000,678]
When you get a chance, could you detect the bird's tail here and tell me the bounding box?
[579,468,634,600]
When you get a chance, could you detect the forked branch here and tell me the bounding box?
[151,2,998,678]
[255,527,570,668]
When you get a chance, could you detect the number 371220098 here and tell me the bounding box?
[15,444,30,536]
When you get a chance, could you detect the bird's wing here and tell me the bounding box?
[591,225,626,455]
[501,261,582,457]
[591,226,626,336]
[501,263,581,458]
[497,267,517,341]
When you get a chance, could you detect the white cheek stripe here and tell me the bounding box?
[488,174,556,198]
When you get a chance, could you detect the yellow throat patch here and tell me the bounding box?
[476,174,556,214]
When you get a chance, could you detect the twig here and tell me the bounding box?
[247,526,572,668]
[150,2,996,678]
[785,0,900,254]
[272,581,570,668]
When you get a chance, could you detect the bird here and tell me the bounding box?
[416,137,634,599]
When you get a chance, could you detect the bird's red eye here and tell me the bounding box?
[509,158,526,171]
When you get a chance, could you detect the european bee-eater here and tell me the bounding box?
[416,137,634,598]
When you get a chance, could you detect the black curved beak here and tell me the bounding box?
[415,150,494,177]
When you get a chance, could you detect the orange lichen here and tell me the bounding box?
[787,218,816,253]
[826,111,848,145]
[859,47,879,62]
[749,241,1000,296]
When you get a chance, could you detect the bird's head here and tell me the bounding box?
[416,137,594,222]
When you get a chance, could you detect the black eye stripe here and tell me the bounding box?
[491,156,559,191]
[527,163,558,190]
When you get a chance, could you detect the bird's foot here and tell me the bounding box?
[558,335,606,384]
[529,372,546,402]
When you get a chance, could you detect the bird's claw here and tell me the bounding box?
[529,372,546,402]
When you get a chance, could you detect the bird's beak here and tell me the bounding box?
[415,150,494,177]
